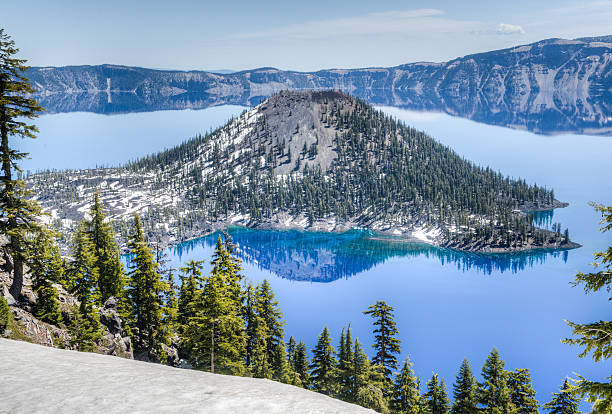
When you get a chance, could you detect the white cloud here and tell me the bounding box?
[225,9,483,41]
[497,23,525,35]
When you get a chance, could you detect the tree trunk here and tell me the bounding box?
[210,321,215,373]
[0,104,22,300]
[9,253,22,300]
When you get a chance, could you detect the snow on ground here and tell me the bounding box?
[0,339,372,414]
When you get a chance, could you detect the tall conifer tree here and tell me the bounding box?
[452,359,478,414]
[392,357,421,414]
[310,326,337,395]
[478,348,515,413]
[27,232,63,325]
[294,340,311,388]
[87,192,124,304]
[0,29,44,299]
[424,373,451,414]
[363,300,401,388]
[126,213,168,360]
[186,236,245,374]
[563,203,612,412]
[542,379,581,413]
[508,368,539,413]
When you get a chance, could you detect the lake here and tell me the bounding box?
[19,105,612,409]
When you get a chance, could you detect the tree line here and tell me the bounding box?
[8,192,583,413]
[1,29,608,412]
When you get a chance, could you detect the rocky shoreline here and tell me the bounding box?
[124,201,580,256]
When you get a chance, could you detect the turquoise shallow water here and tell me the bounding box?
[24,106,612,409]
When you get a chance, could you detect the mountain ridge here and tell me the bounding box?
[26,36,612,135]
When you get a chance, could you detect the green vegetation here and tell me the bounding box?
[28,91,573,252]
[563,203,612,412]
[543,379,581,413]
[0,29,45,300]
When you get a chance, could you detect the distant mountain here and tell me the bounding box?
[29,91,577,253]
[27,36,612,135]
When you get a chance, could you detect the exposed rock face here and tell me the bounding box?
[29,91,576,254]
[0,251,133,358]
[26,36,612,135]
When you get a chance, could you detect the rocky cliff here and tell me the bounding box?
[27,36,612,135]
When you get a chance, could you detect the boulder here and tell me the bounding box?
[1,285,16,306]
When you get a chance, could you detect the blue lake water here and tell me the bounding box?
[22,106,612,409]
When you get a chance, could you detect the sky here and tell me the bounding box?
[3,0,612,72]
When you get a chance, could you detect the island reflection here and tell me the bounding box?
[171,227,570,282]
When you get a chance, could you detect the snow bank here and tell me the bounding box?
[0,339,372,414]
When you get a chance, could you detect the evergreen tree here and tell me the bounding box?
[337,326,355,401]
[87,192,124,304]
[27,232,63,325]
[257,278,285,371]
[177,259,204,330]
[243,281,270,378]
[363,301,401,388]
[0,29,44,300]
[272,340,293,383]
[294,340,311,388]
[126,213,168,360]
[563,203,612,413]
[69,221,100,311]
[0,295,10,335]
[310,326,337,395]
[392,356,421,414]
[478,348,515,413]
[163,268,178,331]
[186,236,245,374]
[350,337,388,412]
[508,368,539,413]
[542,379,581,414]
[452,359,478,414]
[67,304,101,352]
[424,373,451,414]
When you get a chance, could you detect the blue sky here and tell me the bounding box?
[3,0,612,71]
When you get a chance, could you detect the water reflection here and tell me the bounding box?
[34,87,612,136]
[172,227,570,282]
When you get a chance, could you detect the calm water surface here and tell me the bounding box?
[23,106,612,409]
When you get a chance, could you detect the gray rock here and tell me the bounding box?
[1,285,16,306]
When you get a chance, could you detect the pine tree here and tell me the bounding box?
[88,192,124,304]
[126,213,168,361]
[272,340,293,383]
[424,373,451,414]
[452,359,478,414]
[392,356,421,414]
[351,337,389,413]
[186,236,245,374]
[69,221,100,311]
[508,368,539,413]
[478,348,515,413]
[563,203,612,413]
[294,340,311,388]
[243,281,270,378]
[257,278,285,371]
[337,326,355,401]
[363,300,401,388]
[310,326,337,395]
[177,259,204,330]
[163,268,178,331]
[542,379,581,413]
[27,232,63,325]
[0,29,44,300]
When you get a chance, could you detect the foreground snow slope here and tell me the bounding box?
[0,339,372,414]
